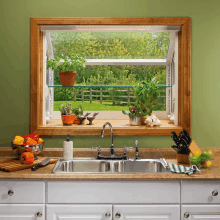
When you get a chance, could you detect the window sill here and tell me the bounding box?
[35,119,182,136]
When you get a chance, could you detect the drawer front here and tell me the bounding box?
[47,204,112,220]
[181,205,220,220]
[48,181,180,204]
[181,180,220,204]
[113,205,180,220]
[0,181,45,204]
[0,204,45,220]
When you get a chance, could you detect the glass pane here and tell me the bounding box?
[53,65,166,111]
[50,32,170,59]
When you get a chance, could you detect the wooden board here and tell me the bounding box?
[0,157,57,172]
[188,140,201,157]
[176,154,190,164]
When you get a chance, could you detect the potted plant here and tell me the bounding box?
[72,105,84,125]
[47,54,86,86]
[59,102,76,126]
[133,78,159,125]
[122,107,145,126]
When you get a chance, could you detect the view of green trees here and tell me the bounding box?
[50,32,170,111]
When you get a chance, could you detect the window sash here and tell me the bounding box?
[43,29,174,123]
[59,59,167,65]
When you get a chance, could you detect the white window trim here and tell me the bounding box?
[59,59,166,66]
[166,32,178,125]
[42,29,179,124]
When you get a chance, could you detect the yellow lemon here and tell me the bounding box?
[194,151,201,156]
[203,160,212,168]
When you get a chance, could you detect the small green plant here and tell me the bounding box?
[47,54,86,72]
[72,105,83,117]
[122,107,146,118]
[133,78,159,116]
[59,102,72,115]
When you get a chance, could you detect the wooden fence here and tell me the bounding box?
[71,87,165,107]
[72,87,136,105]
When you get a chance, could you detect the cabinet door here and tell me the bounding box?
[181,205,220,220]
[113,205,180,220]
[0,204,44,220]
[47,204,112,220]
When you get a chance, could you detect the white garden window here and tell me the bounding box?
[41,25,180,125]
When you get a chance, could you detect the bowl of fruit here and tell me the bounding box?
[189,149,213,169]
[11,134,44,159]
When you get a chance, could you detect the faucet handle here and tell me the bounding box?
[91,146,101,156]
[97,146,101,155]
[123,146,133,158]
[135,140,139,160]
[123,146,127,155]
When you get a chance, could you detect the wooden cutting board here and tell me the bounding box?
[0,157,57,172]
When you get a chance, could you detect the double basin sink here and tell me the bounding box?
[52,158,170,174]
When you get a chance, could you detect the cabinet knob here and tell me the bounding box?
[184,212,190,218]
[105,212,111,218]
[115,213,121,218]
[8,190,14,196]
[37,212,42,217]
[212,190,218,196]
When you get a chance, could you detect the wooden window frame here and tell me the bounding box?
[30,17,191,136]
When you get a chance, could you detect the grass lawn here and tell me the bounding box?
[54,101,130,111]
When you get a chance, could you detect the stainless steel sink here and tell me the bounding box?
[52,158,170,174]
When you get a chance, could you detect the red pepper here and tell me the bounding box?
[22,134,39,141]
[20,152,34,164]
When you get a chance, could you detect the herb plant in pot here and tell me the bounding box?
[133,78,159,125]
[72,105,84,125]
[47,55,86,87]
[59,102,76,126]
[122,107,146,126]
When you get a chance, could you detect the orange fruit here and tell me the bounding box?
[203,160,212,168]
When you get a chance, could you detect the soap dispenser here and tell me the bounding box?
[63,134,73,160]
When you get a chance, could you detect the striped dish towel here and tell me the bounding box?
[161,158,201,175]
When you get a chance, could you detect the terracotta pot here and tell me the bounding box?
[59,71,77,86]
[61,114,76,126]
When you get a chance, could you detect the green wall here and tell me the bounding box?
[1,0,220,149]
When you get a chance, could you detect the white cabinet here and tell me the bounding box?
[0,181,45,204]
[47,204,180,220]
[113,205,180,220]
[0,204,44,220]
[47,181,180,204]
[1,179,220,220]
[181,205,220,220]
[46,204,112,220]
[181,181,220,204]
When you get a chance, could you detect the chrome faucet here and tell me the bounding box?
[97,122,128,160]
[135,140,139,160]
[101,122,114,156]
